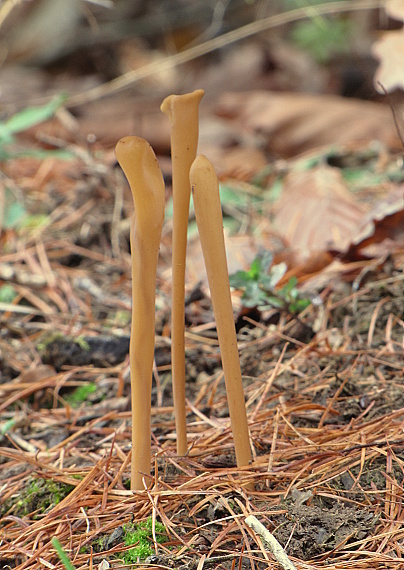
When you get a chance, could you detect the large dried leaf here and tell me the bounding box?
[385,0,404,20]
[273,166,366,257]
[215,91,399,157]
[372,30,404,93]
[342,186,404,258]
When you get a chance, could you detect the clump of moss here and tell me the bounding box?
[64,382,97,407]
[120,518,168,564]
[1,478,74,519]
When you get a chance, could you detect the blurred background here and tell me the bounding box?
[0,0,391,100]
[1,0,402,162]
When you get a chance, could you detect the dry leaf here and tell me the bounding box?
[385,0,404,21]
[202,146,268,179]
[372,30,404,93]
[186,233,258,285]
[215,91,398,157]
[17,365,56,384]
[343,186,404,258]
[273,165,366,257]
[198,115,266,176]
[277,251,335,286]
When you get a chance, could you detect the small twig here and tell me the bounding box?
[377,82,404,149]
[111,170,124,258]
[196,554,206,570]
[245,515,297,570]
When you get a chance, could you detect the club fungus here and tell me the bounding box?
[160,89,204,456]
[115,136,165,491]
[190,155,252,470]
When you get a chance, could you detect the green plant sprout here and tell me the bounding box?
[0,94,72,160]
[229,250,310,313]
[0,417,17,440]
[51,537,77,570]
[120,518,167,564]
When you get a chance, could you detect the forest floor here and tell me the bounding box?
[1,5,404,568]
[1,99,403,569]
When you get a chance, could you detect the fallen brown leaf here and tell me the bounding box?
[385,0,404,21]
[342,185,404,258]
[372,30,404,93]
[273,165,366,257]
[215,91,399,157]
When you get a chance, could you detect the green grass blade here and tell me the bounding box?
[51,537,77,570]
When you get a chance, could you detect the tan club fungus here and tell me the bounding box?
[161,89,204,456]
[190,155,252,471]
[115,136,165,491]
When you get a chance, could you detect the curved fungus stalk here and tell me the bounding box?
[161,89,204,456]
[115,136,165,491]
[190,155,252,472]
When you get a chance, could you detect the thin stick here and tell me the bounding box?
[245,515,297,570]
[115,136,165,491]
[377,82,404,149]
[161,90,204,456]
[190,155,252,471]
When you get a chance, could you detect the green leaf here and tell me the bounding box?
[0,284,17,303]
[262,176,284,202]
[289,298,311,313]
[261,295,285,310]
[51,537,77,570]
[259,250,273,274]
[243,281,267,307]
[0,148,74,161]
[0,94,67,151]
[0,417,17,436]
[230,253,310,312]
[0,124,14,145]
[219,184,250,207]
[279,276,298,297]
[262,262,287,289]
[4,94,67,136]
[290,17,353,64]
[3,200,26,229]
[248,257,262,279]
[229,270,253,288]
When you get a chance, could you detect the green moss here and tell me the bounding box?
[111,310,131,326]
[37,332,90,353]
[64,382,97,406]
[120,518,168,564]
[1,478,74,519]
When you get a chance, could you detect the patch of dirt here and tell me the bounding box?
[272,499,377,560]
